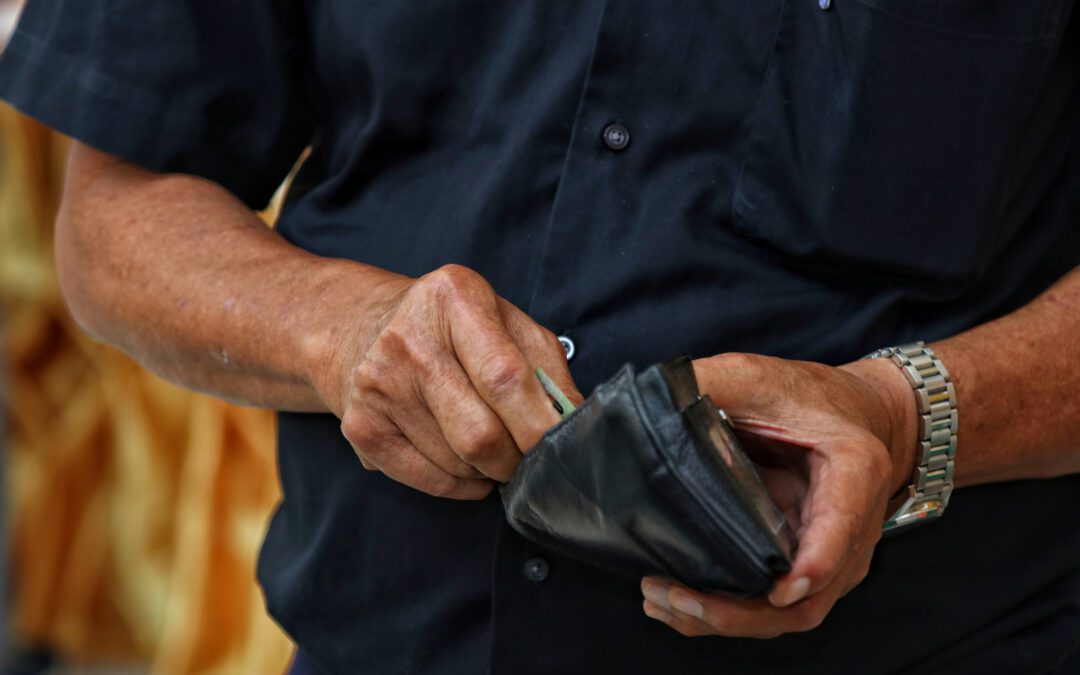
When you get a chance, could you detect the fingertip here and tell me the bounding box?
[474,480,497,499]
[643,600,673,624]
[451,478,496,501]
[641,578,672,610]
[669,591,705,620]
[768,576,811,608]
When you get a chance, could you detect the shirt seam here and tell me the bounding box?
[523,0,610,320]
[730,0,788,230]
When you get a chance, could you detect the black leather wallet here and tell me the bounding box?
[501,356,796,597]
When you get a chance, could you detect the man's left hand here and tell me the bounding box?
[640,352,916,638]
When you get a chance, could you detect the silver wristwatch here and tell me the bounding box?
[865,342,957,533]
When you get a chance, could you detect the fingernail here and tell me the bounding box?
[671,593,704,619]
[641,579,671,610]
[769,576,811,607]
[643,602,673,624]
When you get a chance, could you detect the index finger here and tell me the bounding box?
[499,301,584,409]
[449,304,563,454]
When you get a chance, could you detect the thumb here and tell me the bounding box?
[768,439,882,606]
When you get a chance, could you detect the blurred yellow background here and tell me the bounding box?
[1,100,295,674]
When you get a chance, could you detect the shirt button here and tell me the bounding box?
[602,122,630,151]
[557,335,575,361]
[523,557,549,582]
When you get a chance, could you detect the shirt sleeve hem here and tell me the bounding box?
[0,34,285,210]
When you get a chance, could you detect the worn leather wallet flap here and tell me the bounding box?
[500,356,795,597]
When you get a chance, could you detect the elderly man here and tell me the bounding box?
[1,1,1078,673]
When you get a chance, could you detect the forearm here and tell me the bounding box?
[56,144,404,412]
[929,266,1080,487]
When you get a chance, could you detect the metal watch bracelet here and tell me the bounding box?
[864,342,957,533]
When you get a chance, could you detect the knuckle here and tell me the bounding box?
[378,324,411,354]
[424,263,485,302]
[352,359,387,391]
[853,558,873,585]
[798,550,837,585]
[356,346,432,401]
[383,327,435,376]
[699,616,733,636]
[843,512,868,551]
[424,474,461,498]
[540,327,562,353]
[716,351,764,374]
[340,411,376,446]
[838,508,862,539]
[697,608,737,636]
[545,332,574,368]
[468,481,496,500]
[375,321,420,356]
[821,510,863,561]
[458,420,507,462]
[479,354,528,397]
[792,600,829,632]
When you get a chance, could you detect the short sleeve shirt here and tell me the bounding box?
[2,2,1079,673]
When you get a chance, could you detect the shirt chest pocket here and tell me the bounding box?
[731,0,1065,287]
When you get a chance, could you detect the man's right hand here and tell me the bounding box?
[58,146,578,500]
[316,264,582,500]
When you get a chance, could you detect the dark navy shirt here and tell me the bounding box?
[3,2,1079,673]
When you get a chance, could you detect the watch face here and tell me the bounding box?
[884,491,950,534]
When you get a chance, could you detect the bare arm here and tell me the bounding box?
[56,142,581,498]
[56,142,389,411]
[932,266,1080,486]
